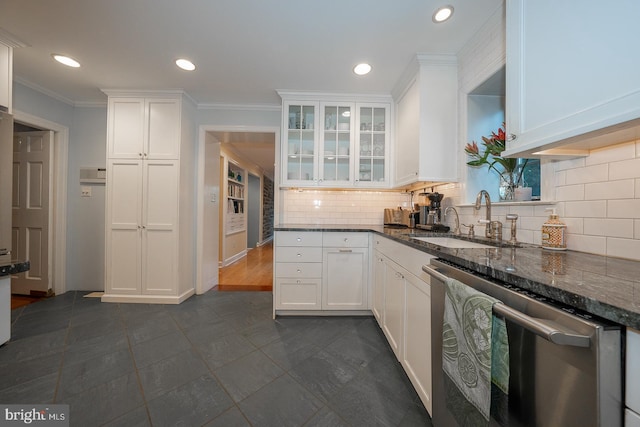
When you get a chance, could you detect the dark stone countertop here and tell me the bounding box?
[275,224,640,330]
[0,261,30,277]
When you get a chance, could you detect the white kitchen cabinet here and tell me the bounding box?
[107,97,181,160]
[504,0,640,157]
[627,328,640,423]
[322,232,368,310]
[103,91,195,304]
[403,270,432,415]
[373,234,434,415]
[274,231,323,311]
[372,251,385,323]
[279,92,391,189]
[393,54,458,186]
[382,255,405,359]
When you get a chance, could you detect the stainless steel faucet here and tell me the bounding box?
[444,206,460,236]
[475,190,492,238]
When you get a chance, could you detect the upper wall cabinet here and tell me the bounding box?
[393,54,458,187]
[279,92,391,189]
[107,97,181,160]
[504,0,640,157]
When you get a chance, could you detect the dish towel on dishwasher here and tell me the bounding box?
[442,277,509,424]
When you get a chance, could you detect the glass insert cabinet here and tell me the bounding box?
[282,98,390,188]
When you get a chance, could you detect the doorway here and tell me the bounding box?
[11,110,69,298]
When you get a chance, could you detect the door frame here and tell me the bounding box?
[13,109,68,296]
[195,124,279,295]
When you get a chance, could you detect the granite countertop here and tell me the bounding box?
[275,224,640,330]
[0,261,30,277]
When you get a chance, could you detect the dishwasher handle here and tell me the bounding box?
[422,264,591,348]
[493,303,591,348]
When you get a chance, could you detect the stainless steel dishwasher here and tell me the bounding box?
[423,259,622,427]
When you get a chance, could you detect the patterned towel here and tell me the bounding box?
[442,277,509,424]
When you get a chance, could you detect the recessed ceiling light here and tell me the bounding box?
[175,58,196,71]
[353,63,372,76]
[433,5,454,23]
[52,54,80,68]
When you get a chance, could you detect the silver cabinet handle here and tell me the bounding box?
[422,264,591,348]
[507,133,517,142]
[339,249,352,253]
[296,269,301,273]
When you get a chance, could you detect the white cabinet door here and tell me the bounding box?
[627,409,640,427]
[403,273,432,415]
[141,161,178,295]
[504,0,640,157]
[322,247,368,310]
[106,159,143,294]
[275,278,322,310]
[108,97,180,160]
[282,102,319,185]
[372,251,385,324]
[319,102,354,186]
[383,256,404,359]
[355,103,390,187]
[108,98,145,159]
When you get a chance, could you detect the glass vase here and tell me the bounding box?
[499,174,516,201]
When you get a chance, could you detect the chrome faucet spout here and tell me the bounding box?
[444,206,461,236]
[475,190,492,238]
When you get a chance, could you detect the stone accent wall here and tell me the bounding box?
[262,176,274,241]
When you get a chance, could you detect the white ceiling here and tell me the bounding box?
[1,0,502,176]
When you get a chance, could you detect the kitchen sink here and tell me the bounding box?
[410,236,494,249]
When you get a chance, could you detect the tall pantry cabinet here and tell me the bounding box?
[102,91,197,304]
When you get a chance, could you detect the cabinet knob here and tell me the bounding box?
[138,153,143,158]
[507,133,517,142]
[343,238,348,242]
[296,269,301,273]
[296,280,301,284]
[297,253,302,257]
[296,237,301,242]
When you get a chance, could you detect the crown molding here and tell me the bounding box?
[0,28,29,48]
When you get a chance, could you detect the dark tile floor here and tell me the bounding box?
[1,291,432,426]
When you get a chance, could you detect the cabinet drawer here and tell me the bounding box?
[276,262,322,278]
[323,232,369,248]
[275,246,322,263]
[627,328,640,414]
[275,278,321,310]
[276,231,323,247]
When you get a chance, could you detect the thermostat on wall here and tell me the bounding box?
[80,167,106,184]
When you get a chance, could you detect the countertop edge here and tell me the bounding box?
[275,225,640,329]
[0,261,31,277]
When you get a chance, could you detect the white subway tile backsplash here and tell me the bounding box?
[607,199,640,219]
[566,234,607,255]
[585,180,634,200]
[586,142,636,166]
[563,217,584,235]
[583,218,633,238]
[609,158,640,181]
[606,237,640,261]
[555,184,584,201]
[565,164,609,185]
[564,200,607,218]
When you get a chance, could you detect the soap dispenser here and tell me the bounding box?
[542,208,567,250]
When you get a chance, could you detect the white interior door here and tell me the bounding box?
[11,131,53,295]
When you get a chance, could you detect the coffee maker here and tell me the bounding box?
[417,191,449,232]
[427,192,444,223]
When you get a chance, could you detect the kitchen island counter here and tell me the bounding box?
[275,224,640,329]
[0,260,30,277]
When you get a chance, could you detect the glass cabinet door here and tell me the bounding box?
[320,104,352,184]
[357,105,387,185]
[286,104,316,182]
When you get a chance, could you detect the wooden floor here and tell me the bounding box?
[11,294,44,310]
[217,241,273,291]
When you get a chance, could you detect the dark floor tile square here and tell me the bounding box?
[323,329,382,370]
[57,348,136,400]
[398,403,434,427]
[214,350,284,402]
[238,374,323,427]
[185,317,238,344]
[66,315,124,342]
[0,372,58,404]
[63,329,129,366]
[131,330,192,367]
[0,351,63,392]
[288,350,359,403]
[10,309,72,340]
[240,318,296,348]
[0,329,66,365]
[125,311,180,345]
[147,375,233,427]
[63,372,144,426]
[303,406,349,427]
[102,405,151,427]
[204,406,251,427]
[196,331,257,369]
[137,348,209,400]
[261,335,321,372]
